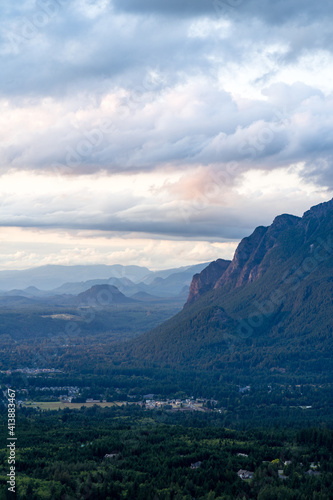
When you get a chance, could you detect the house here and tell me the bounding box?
[237,453,249,457]
[104,453,119,459]
[237,469,254,480]
[239,386,251,393]
[306,470,320,477]
[190,461,202,469]
[278,470,288,480]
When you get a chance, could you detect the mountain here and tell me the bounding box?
[125,199,333,376]
[185,259,231,306]
[143,264,210,297]
[130,291,163,302]
[52,277,136,296]
[0,296,40,307]
[0,264,151,290]
[52,263,210,298]
[0,286,50,298]
[75,284,136,306]
[214,214,300,290]
[0,263,210,298]
[139,263,211,285]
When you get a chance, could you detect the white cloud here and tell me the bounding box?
[0,1,332,269]
[0,227,238,271]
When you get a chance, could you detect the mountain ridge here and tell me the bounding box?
[185,259,231,306]
[0,262,210,296]
[123,198,333,374]
[75,284,135,305]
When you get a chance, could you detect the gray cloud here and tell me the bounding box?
[111,0,216,17]
[2,79,333,190]
[0,0,333,252]
[112,0,333,27]
[0,171,327,242]
[1,0,333,100]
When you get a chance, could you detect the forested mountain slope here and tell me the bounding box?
[126,199,333,375]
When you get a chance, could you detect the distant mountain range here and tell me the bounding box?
[0,262,210,304]
[125,199,333,377]
[0,264,150,290]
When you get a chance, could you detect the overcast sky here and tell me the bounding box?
[0,0,332,270]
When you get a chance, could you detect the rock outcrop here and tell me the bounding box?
[214,214,300,289]
[127,198,333,369]
[185,259,231,306]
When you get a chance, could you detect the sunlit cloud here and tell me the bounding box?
[0,0,332,270]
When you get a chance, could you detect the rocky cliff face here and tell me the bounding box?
[185,259,230,306]
[187,200,333,306]
[303,198,333,220]
[214,213,301,289]
[128,198,333,370]
[186,213,301,305]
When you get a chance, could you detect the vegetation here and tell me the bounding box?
[123,206,333,375]
[1,201,333,498]
[0,405,332,500]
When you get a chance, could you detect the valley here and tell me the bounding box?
[1,199,333,499]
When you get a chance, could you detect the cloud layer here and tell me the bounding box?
[0,0,332,268]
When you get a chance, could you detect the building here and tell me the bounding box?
[237,469,254,480]
[190,461,202,469]
[104,453,119,459]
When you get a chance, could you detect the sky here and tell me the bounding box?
[0,0,332,271]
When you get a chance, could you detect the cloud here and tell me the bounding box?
[0,0,333,272]
[0,227,238,271]
[1,0,333,102]
[1,2,332,185]
[1,79,333,192]
[111,0,333,24]
[0,168,328,242]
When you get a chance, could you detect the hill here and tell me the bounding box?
[125,199,333,377]
[0,264,151,290]
[0,262,210,298]
[75,284,136,306]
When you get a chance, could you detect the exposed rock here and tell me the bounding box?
[303,198,333,220]
[214,214,300,289]
[126,197,333,368]
[185,259,230,306]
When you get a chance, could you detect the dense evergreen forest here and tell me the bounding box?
[0,404,332,500]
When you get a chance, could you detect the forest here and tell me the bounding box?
[0,404,332,500]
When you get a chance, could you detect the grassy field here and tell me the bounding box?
[22,401,123,410]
